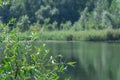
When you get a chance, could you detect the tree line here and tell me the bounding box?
[0,0,120,31]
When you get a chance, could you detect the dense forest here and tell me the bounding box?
[0,0,120,32]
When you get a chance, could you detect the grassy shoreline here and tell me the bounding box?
[19,29,120,41]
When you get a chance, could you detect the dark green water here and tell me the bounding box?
[37,41,120,80]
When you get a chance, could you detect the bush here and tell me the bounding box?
[17,15,30,32]
[0,24,74,80]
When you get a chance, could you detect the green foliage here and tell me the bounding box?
[35,5,58,24]
[21,30,120,41]
[73,7,89,31]
[61,21,72,30]
[0,0,120,31]
[67,62,76,67]
[17,15,30,32]
[0,0,10,6]
[0,0,120,40]
[71,0,120,31]
[0,0,86,30]
[0,0,2,5]
[0,23,72,80]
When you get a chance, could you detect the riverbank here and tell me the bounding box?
[19,29,120,41]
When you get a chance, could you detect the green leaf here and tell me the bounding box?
[0,0,1,2]
[67,62,76,67]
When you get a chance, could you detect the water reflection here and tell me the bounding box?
[36,41,120,80]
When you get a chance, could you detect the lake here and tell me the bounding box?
[36,41,120,80]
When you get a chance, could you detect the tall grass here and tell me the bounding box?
[20,29,120,41]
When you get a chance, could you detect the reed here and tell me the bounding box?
[20,29,120,41]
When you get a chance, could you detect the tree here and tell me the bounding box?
[17,15,30,32]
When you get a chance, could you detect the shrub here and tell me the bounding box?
[17,15,30,32]
[0,24,74,80]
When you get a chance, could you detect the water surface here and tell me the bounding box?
[37,42,120,80]
[36,41,120,80]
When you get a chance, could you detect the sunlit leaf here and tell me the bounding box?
[67,62,76,67]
